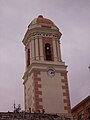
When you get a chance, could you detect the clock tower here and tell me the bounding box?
[22,15,71,114]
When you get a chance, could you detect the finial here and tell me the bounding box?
[38,15,43,18]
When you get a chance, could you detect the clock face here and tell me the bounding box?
[47,69,55,77]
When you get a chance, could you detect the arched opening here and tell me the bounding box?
[45,43,52,61]
[27,49,30,67]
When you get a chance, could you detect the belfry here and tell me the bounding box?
[22,15,71,114]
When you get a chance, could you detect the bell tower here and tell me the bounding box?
[22,15,71,114]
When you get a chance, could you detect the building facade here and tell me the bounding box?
[71,95,90,120]
[22,15,71,114]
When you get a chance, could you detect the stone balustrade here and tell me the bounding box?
[0,112,77,120]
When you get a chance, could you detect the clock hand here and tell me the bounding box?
[51,71,54,74]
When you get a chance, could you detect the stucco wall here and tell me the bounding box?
[41,71,67,114]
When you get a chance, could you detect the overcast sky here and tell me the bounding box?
[0,0,90,112]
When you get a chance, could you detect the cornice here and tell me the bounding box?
[22,27,62,46]
[22,61,67,82]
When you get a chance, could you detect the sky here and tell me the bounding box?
[0,0,90,112]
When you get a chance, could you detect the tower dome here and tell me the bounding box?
[30,15,54,25]
[23,15,61,45]
[28,15,58,30]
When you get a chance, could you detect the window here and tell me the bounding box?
[87,106,90,119]
[87,107,90,113]
[78,111,84,120]
[27,49,30,67]
[45,43,52,61]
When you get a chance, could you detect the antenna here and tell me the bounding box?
[13,100,16,112]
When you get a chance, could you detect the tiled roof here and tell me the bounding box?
[71,95,90,112]
[29,15,55,27]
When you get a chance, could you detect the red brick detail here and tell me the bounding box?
[61,73,67,79]
[64,106,71,113]
[64,106,70,110]
[35,98,42,102]
[34,79,41,83]
[34,71,40,75]
[35,102,43,111]
[61,79,67,83]
[42,37,54,61]
[62,85,68,89]
[32,71,43,112]
[38,105,43,109]
[61,72,71,113]
[63,99,68,103]
[63,92,67,96]
[34,78,41,81]
[33,74,37,77]
[64,99,71,107]
[34,84,41,88]
[35,91,42,95]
